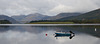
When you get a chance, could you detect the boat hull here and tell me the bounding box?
[55,33,71,37]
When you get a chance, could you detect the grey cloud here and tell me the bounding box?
[0,0,100,16]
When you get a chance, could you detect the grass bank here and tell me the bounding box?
[29,22,74,24]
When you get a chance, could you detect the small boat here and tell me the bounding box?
[55,31,75,39]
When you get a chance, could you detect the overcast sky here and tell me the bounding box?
[0,0,100,16]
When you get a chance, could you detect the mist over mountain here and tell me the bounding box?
[11,13,50,23]
[22,13,49,21]
[1,8,100,24]
[12,13,81,22]
[11,8,100,23]
[11,15,26,21]
[59,9,100,20]
[0,15,19,24]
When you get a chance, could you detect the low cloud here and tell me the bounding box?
[0,0,100,16]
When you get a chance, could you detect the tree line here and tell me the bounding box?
[30,19,100,24]
[0,20,12,24]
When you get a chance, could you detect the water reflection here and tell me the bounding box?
[0,26,99,44]
[0,26,15,32]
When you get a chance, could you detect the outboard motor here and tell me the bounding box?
[69,31,75,39]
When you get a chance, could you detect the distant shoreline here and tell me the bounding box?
[0,24,100,26]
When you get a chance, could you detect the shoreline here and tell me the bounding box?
[0,24,100,26]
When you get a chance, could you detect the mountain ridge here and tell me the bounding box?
[59,9,100,20]
[11,13,50,23]
[0,15,19,24]
[47,13,81,20]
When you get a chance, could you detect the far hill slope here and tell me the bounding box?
[59,9,100,20]
[0,15,19,24]
[11,13,50,23]
[22,13,48,21]
[47,13,81,20]
[11,15,26,21]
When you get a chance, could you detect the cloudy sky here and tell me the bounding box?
[0,0,100,16]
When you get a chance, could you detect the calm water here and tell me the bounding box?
[0,25,100,44]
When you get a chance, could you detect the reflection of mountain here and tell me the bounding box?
[0,26,99,38]
[0,26,99,44]
[0,26,15,32]
[23,26,100,38]
[55,26,100,38]
[9,26,56,34]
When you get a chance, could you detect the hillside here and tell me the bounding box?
[11,13,50,23]
[11,15,26,21]
[0,20,12,24]
[22,13,48,21]
[59,9,100,20]
[47,13,81,20]
[12,13,81,23]
[0,15,19,24]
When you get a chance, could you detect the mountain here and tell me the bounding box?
[11,13,50,23]
[59,9,100,20]
[11,15,26,21]
[47,13,81,20]
[0,15,19,24]
[11,13,81,23]
[11,15,27,23]
[22,13,49,21]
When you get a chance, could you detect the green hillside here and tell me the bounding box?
[60,9,100,20]
[0,20,12,24]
